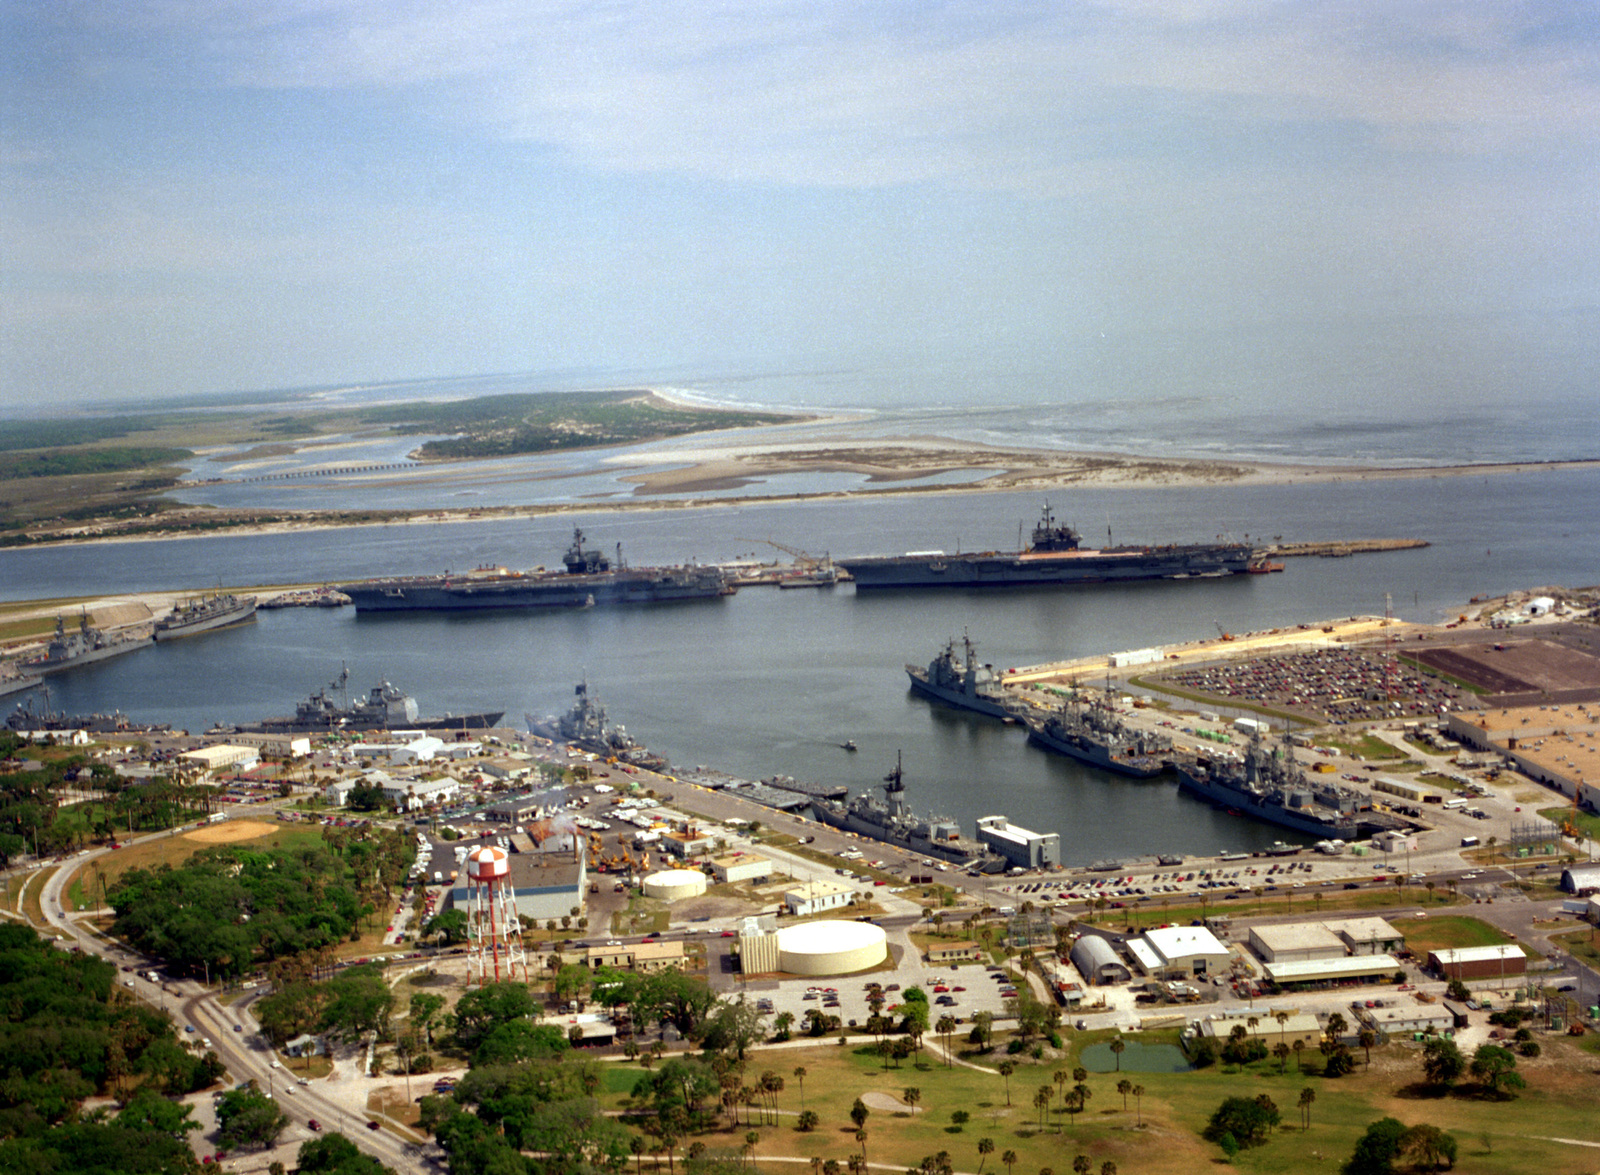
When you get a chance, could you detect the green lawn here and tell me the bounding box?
[601,1028,1600,1175]
[1313,734,1409,762]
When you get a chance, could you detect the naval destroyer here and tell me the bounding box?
[231,669,503,733]
[906,634,1023,720]
[340,527,733,612]
[27,613,148,676]
[1025,684,1175,778]
[838,504,1259,589]
[1173,730,1404,839]
[528,680,668,771]
[809,753,1001,870]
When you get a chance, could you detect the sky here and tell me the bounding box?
[3,1,1599,416]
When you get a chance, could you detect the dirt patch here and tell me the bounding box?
[859,1091,922,1113]
[181,819,278,845]
[1413,638,1600,695]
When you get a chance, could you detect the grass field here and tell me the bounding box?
[602,1025,1600,1175]
[1314,734,1409,761]
[1397,915,1538,959]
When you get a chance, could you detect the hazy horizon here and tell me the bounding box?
[4,4,1599,428]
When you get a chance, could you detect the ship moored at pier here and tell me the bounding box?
[906,634,1023,720]
[809,753,1004,871]
[1174,730,1409,840]
[340,527,734,612]
[153,592,258,641]
[1025,684,1175,778]
[229,669,503,733]
[528,680,668,771]
[837,504,1261,589]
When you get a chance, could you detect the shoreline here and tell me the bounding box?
[8,430,1598,549]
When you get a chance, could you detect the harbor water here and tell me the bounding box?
[4,467,1598,867]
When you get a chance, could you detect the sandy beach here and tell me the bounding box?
[11,409,1598,550]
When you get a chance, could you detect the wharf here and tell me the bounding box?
[1266,538,1429,558]
[1006,615,1400,686]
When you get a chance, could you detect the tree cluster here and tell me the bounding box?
[0,925,220,1171]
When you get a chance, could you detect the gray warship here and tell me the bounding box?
[809,753,1002,869]
[838,503,1260,589]
[234,669,503,733]
[27,613,148,676]
[7,688,169,734]
[1025,683,1175,778]
[153,592,258,640]
[906,634,1023,721]
[1174,730,1405,839]
[340,527,733,612]
[528,681,668,771]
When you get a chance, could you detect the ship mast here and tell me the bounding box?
[880,750,907,818]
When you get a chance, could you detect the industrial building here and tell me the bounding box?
[1428,945,1527,981]
[1355,1004,1454,1038]
[709,855,772,884]
[1192,1009,1321,1050]
[736,915,780,974]
[1561,864,1600,895]
[180,744,260,775]
[1447,703,1600,805]
[1327,917,1404,956]
[1248,923,1347,964]
[1127,925,1232,979]
[1259,954,1402,988]
[926,942,982,964]
[440,842,585,924]
[974,815,1061,869]
[1070,935,1132,985]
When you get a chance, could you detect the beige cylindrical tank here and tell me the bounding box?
[642,868,708,902]
[777,920,887,976]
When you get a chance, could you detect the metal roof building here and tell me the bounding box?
[1070,935,1131,985]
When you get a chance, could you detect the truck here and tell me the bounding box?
[208,812,229,824]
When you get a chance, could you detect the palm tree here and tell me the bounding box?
[1358,1028,1376,1065]
[1292,1038,1306,1072]
[1073,1158,1092,1175]
[793,1065,807,1108]
[855,1128,868,1158]
[810,1158,822,1175]
[977,1137,995,1171]
[903,1087,922,1116]
[1131,1085,1144,1128]
[630,1135,645,1175]
[937,1014,957,1064]
[1273,1041,1290,1073]
[743,1131,759,1171]
[1275,1010,1289,1047]
[1298,1087,1316,1130]
[1099,1163,1118,1175]
[1109,1037,1126,1070]
[1002,1150,1019,1175]
[1116,1078,1131,1110]
[998,1059,1016,1105]
[1034,1085,1051,1129]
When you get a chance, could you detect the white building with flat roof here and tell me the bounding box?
[784,879,853,917]
[1129,925,1232,979]
[1327,917,1404,956]
[975,815,1060,869]
[1248,923,1347,964]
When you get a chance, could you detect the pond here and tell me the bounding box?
[1079,1039,1192,1073]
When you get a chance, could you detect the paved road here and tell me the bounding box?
[38,835,439,1174]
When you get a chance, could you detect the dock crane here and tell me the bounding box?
[735,537,835,572]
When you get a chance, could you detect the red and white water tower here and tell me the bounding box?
[465,845,527,984]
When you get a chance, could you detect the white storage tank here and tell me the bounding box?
[642,868,708,902]
[777,919,887,976]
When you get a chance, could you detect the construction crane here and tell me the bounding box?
[735,537,833,572]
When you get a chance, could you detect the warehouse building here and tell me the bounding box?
[1127,925,1232,979]
[1260,954,1402,988]
[1070,935,1132,985]
[1248,923,1346,964]
[1328,917,1404,956]
[1428,945,1526,982]
[710,854,772,884]
[1561,864,1600,895]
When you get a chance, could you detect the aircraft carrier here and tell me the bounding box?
[837,505,1260,589]
[340,527,734,612]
